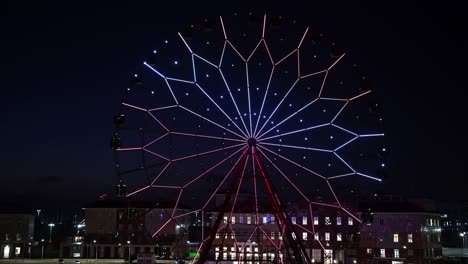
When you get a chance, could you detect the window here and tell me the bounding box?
[254,247,258,252]
[314,216,319,225]
[337,233,342,241]
[303,216,307,225]
[279,232,282,240]
[393,233,399,243]
[231,247,234,252]
[314,233,319,241]
[239,216,243,224]
[325,217,331,225]
[232,216,236,224]
[215,247,219,251]
[263,216,267,224]
[408,249,413,256]
[271,232,275,240]
[216,233,220,239]
[408,233,413,243]
[366,248,372,254]
[429,218,433,226]
[348,217,353,226]
[271,216,275,224]
[380,249,385,258]
[303,232,308,240]
[394,249,399,258]
[223,216,228,224]
[231,233,235,239]
[247,216,252,224]
[325,232,330,241]
[292,216,297,224]
[223,252,227,260]
[336,216,342,225]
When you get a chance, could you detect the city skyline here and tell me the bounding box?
[2,1,467,211]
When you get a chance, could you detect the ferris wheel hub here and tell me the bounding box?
[247,137,257,147]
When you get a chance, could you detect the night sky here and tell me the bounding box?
[2,1,466,211]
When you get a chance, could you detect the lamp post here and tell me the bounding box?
[93,240,97,263]
[127,240,131,264]
[40,239,45,264]
[48,223,55,243]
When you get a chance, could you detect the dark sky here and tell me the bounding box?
[2,1,466,211]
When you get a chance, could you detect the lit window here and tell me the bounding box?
[292,216,297,224]
[246,247,251,252]
[231,247,234,252]
[325,217,331,225]
[279,232,282,240]
[348,217,353,226]
[336,217,342,225]
[394,249,399,258]
[223,252,227,260]
[239,216,244,224]
[393,233,399,243]
[223,216,228,224]
[303,216,307,225]
[408,233,413,243]
[247,216,252,224]
[314,216,319,225]
[430,218,433,226]
[325,232,330,241]
[263,216,267,224]
[232,216,236,224]
[303,232,308,241]
[271,232,275,240]
[254,247,258,252]
[215,247,219,251]
[262,253,267,260]
[216,233,219,239]
[271,216,275,224]
[337,233,342,241]
[366,248,372,254]
[215,252,219,259]
[380,249,385,258]
[314,233,319,241]
[231,233,235,239]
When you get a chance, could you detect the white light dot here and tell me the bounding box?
[304,137,308,141]
[237,88,241,92]
[253,113,257,116]
[206,74,210,78]
[330,136,334,139]
[206,41,210,45]
[153,50,157,54]
[185,92,189,96]
[127,88,130,91]
[220,95,224,99]
[164,40,168,43]
[174,61,178,65]
[323,109,326,112]
[151,91,155,94]
[206,108,210,111]
[256,87,259,91]
[382,148,386,152]
[134,74,138,77]
[274,93,277,96]
[381,163,385,167]
[231,64,235,67]
[328,163,331,167]
[276,129,279,132]
[289,104,292,107]
[300,119,303,122]
[271,121,274,124]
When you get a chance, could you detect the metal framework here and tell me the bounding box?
[113,13,385,264]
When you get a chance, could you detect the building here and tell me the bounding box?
[210,193,359,264]
[0,213,35,259]
[60,199,193,259]
[358,195,442,264]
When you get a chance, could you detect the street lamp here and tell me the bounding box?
[127,240,131,264]
[48,223,55,243]
[41,239,45,264]
[460,232,466,248]
[93,240,97,263]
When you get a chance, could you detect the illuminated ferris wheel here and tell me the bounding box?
[112,13,386,263]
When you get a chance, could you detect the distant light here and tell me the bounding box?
[151,91,155,94]
[48,223,55,227]
[220,95,224,99]
[289,104,292,107]
[164,40,168,43]
[93,240,96,243]
[134,74,138,77]
[127,241,131,244]
[381,163,385,167]
[330,136,334,139]
[304,137,308,141]
[300,119,303,122]
[237,88,241,92]
[256,87,259,91]
[382,148,386,152]
[206,74,209,78]
[153,50,157,54]
[174,60,178,65]
[185,92,189,96]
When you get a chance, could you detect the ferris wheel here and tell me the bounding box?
[112,13,386,263]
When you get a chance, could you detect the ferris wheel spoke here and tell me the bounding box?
[246,63,253,137]
[228,154,249,220]
[255,148,311,203]
[255,78,300,138]
[150,162,171,185]
[252,65,275,137]
[126,185,151,197]
[358,133,385,138]
[219,68,251,136]
[252,149,260,224]
[172,143,245,162]
[258,123,329,142]
[257,145,326,179]
[178,105,247,140]
[183,146,246,189]
[257,98,319,140]
[259,141,333,153]
[325,179,341,207]
[202,148,248,209]
[143,149,170,161]
[170,131,245,143]
[193,82,249,138]
[332,153,381,181]
[326,172,355,180]
[333,135,358,152]
[143,132,170,149]
[340,206,362,224]
[257,226,280,250]
[330,101,349,124]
